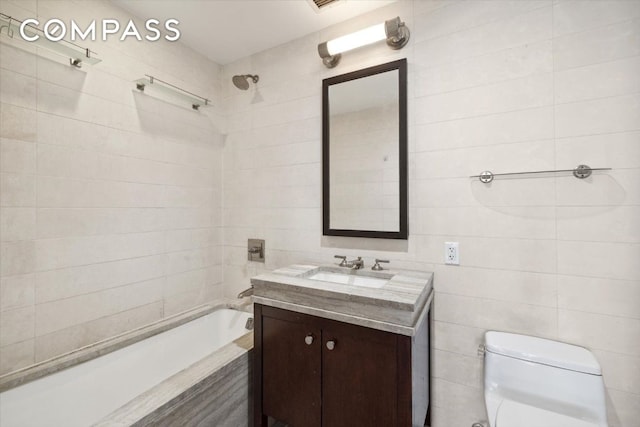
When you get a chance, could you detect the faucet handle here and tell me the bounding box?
[372,259,390,271]
[334,255,347,267]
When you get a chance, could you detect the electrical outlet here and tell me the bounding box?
[445,242,459,265]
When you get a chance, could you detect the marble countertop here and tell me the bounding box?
[251,264,433,336]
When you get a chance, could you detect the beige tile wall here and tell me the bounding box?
[222,1,640,425]
[1,0,638,425]
[0,0,225,373]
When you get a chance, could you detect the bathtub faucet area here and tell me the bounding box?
[237,286,254,299]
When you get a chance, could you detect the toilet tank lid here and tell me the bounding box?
[485,332,602,375]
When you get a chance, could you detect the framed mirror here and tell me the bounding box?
[322,58,407,239]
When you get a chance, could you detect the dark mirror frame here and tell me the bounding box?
[322,58,408,240]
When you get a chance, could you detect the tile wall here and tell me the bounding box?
[0,0,638,425]
[222,1,640,426]
[0,0,225,373]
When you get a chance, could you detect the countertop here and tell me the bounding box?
[251,264,433,336]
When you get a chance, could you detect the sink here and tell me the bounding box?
[307,271,388,288]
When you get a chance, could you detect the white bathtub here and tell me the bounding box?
[0,306,253,427]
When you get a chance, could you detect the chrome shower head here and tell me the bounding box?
[232,74,259,90]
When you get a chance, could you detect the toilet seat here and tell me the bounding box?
[496,400,599,427]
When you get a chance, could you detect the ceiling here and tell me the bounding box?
[112,0,397,65]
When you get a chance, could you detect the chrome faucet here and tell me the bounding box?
[347,256,364,270]
[334,255,364,269]
[237,286,254,299]
[334,255,348,267]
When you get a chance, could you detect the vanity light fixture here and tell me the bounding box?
[317,16,410,68]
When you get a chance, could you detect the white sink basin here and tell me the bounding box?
[308,271,388,288]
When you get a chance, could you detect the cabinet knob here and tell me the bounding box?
[305,334,314,345]
[326,340,336,351]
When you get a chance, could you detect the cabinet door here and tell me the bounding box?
[262,314,322,427]
[322,321,399,427]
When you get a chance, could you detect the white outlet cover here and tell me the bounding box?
[445,242,459,265]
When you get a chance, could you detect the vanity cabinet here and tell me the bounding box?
[254,304,427,427]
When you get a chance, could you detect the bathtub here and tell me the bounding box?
[0,304,253,427]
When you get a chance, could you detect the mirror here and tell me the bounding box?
[322,59,407,239]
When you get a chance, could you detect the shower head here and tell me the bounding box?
[232,74,259,90]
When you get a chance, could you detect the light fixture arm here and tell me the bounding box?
[385,17,410,50]
[317,16,410,68]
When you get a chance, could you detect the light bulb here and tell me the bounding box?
[325,22,386,56]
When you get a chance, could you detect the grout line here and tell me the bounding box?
[551,0,561,341]
[553,90,640,107]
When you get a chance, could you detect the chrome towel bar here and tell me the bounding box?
[470,164,611,183]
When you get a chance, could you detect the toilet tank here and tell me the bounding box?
[484,332,607,425]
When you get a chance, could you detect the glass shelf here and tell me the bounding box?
[134,75,210,110]
[0,13,101,67]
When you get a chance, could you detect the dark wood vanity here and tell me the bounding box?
[253,304,430,427]
[251,264,433,427]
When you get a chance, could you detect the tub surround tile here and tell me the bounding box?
[0,340,34,376]
[34,254,166,304]
[0,207,36,242]
[0,138,36,174]
[35,277,165,336]
[36,207,167,239]
[95,333,253,427]
[0,103,36,142]
[34,232,166,272]
[0,173,36,207]
[0,69,36,110]
[34,301,164,363]
[0,241,36,277]
[0,0,224,380]
[0,306,34,347]
[0,274,34,311]
[0,42,36,77]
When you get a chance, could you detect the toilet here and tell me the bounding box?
[483,331,608,427]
